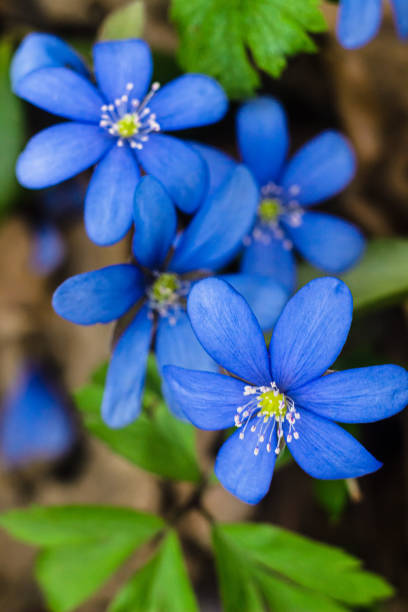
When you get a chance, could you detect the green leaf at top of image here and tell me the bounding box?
[0,38,24,214]
[298,238,408,312]
[109,530,198,612]
[75,381,201,483]
[0,505,164,612]
[98,0,145,41]
[212,523,393,612]
[171,0,327,99]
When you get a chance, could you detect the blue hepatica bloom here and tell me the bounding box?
[164,277,408,504]
[337,0,408,49]
[195,97,365,293]
[52,169,288,428]
[12,34,228,245]
[0,365,75,467]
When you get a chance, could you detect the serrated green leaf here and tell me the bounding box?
[0,505,164,612]
[109,531,198,612]
[314,479,348,522]
[98,0,145,41]
[0,38,24,214]
[171,0,326,98]
[213,523,393,609]
[298,238,408,312]
[75,384,201,483]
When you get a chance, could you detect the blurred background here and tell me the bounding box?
[0,1,407,610]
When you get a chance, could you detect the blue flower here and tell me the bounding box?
[0,364,75,467]
[13,35,228,245]
[337,0,408,49]
[193,97,365,293]
[52,170,289,428]
[164,277,408,504]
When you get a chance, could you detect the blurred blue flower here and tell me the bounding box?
[193,97,365,292]
[13,35,228,245]
[53,170,288,427]
[0,365,75,468]
[164,277,408,504]
[337,0,408,49]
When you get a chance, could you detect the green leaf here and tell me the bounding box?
[314,479,348,522]
[0,38,24,214]
[171,0,326,98]
[0,505,164,612]
[213,523,393,611]
[75,384,201,483]
[98,0,145,41]
[298,238,408,312]
[109,530,198,612]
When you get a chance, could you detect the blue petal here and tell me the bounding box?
[31,223,65,275]
[337,0,383,49]
[52,264,144,325]
[149,74,228,131]
[102,306,152,427]
[236,96,289,186]
[291,365,408,423]
[16,123,113,189]
[155,310,217,419]
[391,0,408,38]
[85,144,140,246]
[281,131,356,206]
[220,274,288,331]
[283,212,365,273]
[136,134,207,213]
[93,40,152,102]
[187,278,271,386]
[10,33,89,90]
[170,165,258,272]
[163,366,245,429]
[14,67,104,122]
[241,234,296,294]
[132,176,177,268]
[270,278,353,392]
[285,408,382,479]
[189,142,237,196]
[215,427,277,504]
[0,366,74,467]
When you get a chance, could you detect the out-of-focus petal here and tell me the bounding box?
[85,144,140,246]
[136,134,207,213]
[284,212,365,273]
[93,39,152,102]
[16,123,113,189]
[189,142,237,196]
[149,74,228,131]
[102,306,153,428]
[241,234,296,294]
[337,0,383,49]
[221,274,288,331]
[170,165,258,272]
[10,33,89,90]
[14,67,104,122]
[391,0,408,38]
[52,264,144,325]
[236,96,289,186]
[280,131,356,206]
[132,176,177,268]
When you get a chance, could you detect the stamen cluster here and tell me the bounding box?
[147,272,190,324]
[99,82,161,149]
[234,382,300,456]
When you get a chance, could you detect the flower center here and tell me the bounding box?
[99,82,161,149]
[151,273,180,304]
[234,383,300,456]
[258,198,282,223]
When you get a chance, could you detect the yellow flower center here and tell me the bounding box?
[151,273,180,304]
[116,113,141,138]
[257,389,287,422]
[258,198,281,223]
